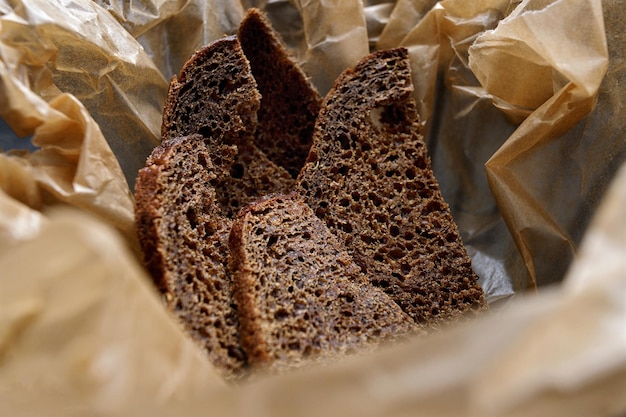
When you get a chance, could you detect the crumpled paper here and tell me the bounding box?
[1,0,625,415]
[0,55,138,249]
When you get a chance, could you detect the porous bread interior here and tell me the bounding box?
[134,135,246,380]
[296,48,486,327]
[161,35,294,218]
[238,8,322,178]
[161,36,259,143]
[229,193,416,372]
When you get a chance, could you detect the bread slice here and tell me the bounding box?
[238,8,322,178]
[296,48,487,328]
[134,134,245,380]
[161,35,294,217]
[136,35,302,380]
[161,35,258,143]
[229,193,416,372]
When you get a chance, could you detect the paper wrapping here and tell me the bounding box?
[1,0,625,415]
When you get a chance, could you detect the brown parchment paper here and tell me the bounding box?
[0,56,137,249]
[476,0,625,288]
[1,0,625,415]
[0,0,168,187]
[0,210,232,416]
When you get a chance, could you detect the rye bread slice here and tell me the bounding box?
[229,193,416,372]
[161,35,294,217]
[238,8,322,178]
[134,134,245,380]
[136,35,299,380]
[296,48,487,328]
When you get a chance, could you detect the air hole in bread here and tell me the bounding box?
[361,234,375,245]
[389,248,405,260]
[415,155,427,169]
[374,213,388,223]
[274,309,288,320]
[374,279,389,289]
[186,207,198,228]
[198,125,213,138]
[230,163,244,179]
[424,199,443,213]
[368,193,383,207]
[338,132,350,150]
[340,292,354,303]
[196,153,209,168]
[267,234,278,247]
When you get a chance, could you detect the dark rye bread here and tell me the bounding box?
[296,48,487,328]
[134,134,246,380]
[136,35,304,380]
[161,35,258,143]
[161,35,294,218]
[238,8,322,178]
[229,193,416,372]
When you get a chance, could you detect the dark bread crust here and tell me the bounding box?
[296,48,487,328]
[229,193,416,373]
[135,134,246,379]
[238,8,322,178]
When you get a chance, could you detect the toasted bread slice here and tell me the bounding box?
[229,193,416,372]
[296,48,486,328]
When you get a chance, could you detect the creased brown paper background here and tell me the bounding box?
[1,0,625,416]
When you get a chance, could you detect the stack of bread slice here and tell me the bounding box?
[134,8,486,381]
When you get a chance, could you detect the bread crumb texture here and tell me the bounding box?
[229,193,416,372]
[296,48,487,328]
